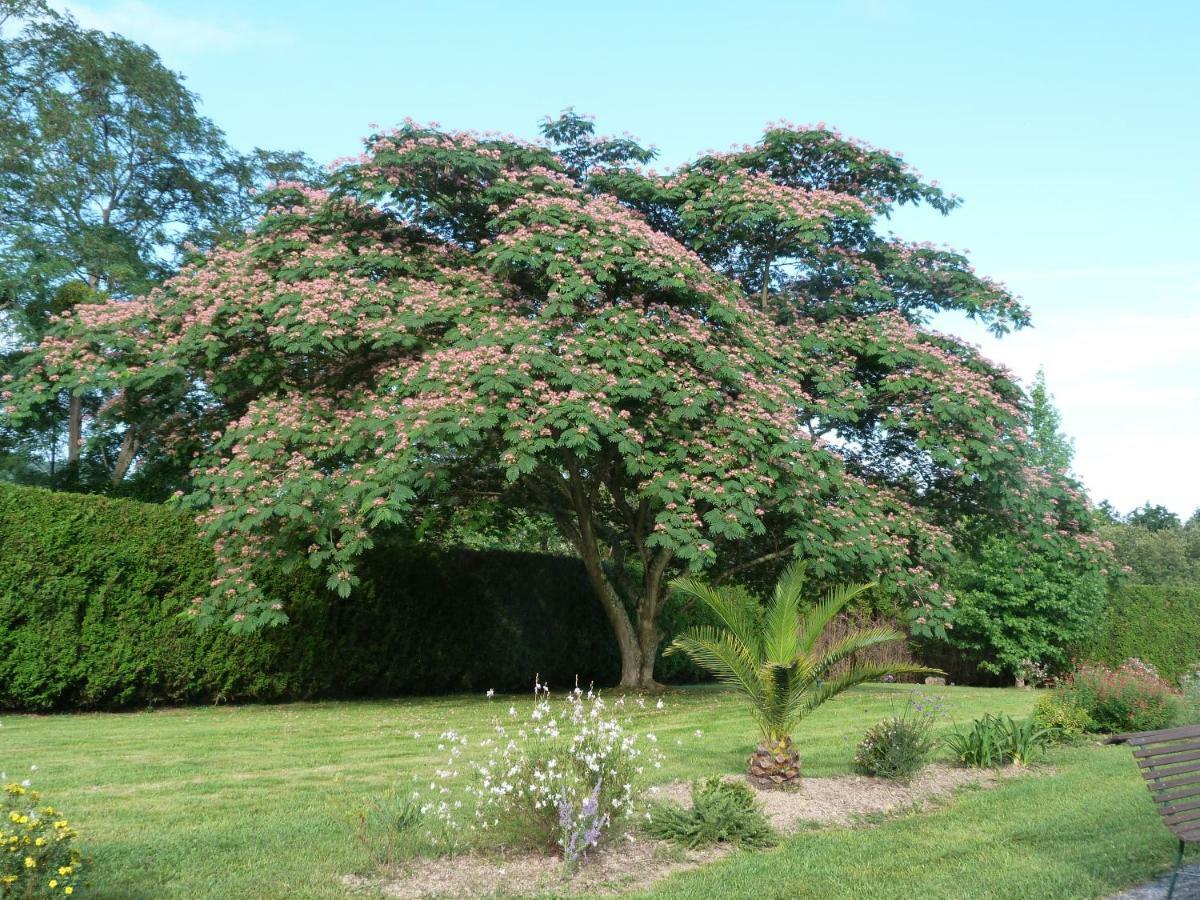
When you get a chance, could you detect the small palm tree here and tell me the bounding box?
[666,563,941,789]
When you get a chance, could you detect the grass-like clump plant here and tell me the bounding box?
[1181,665,1200,725]
[944,714,1049,768]
[645,777,777,850]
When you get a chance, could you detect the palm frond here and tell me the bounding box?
[771,561,807,609]
[671,576,762,659]
[796,581,876,654]
[667,626,767,720]
[761,564,804,665]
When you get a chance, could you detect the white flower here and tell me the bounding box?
[486,689,495,698]
[655,699,664,709]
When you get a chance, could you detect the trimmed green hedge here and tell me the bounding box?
[0,483,703,710]
[1087,583,1200,682]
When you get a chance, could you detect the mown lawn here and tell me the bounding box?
[0,684,1186,898]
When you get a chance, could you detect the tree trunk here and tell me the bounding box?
[66,393,82,466]
[561,463,672,690]
[577,539,661,689]
[635,603,661,688]
[110,430,138,486]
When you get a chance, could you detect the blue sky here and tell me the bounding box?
[61,0,1200,518]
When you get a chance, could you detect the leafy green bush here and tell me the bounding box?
[943,714,1049,768]
[645,778,776,850]
[1,776,84,897]
[942,533,1107,681]
[1053,660,1184,734]
[852,694,941,781]
[1086,584,1200,683]
[0,483,700,710]
[1031,693,1093,744]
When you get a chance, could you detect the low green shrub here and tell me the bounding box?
[1,775,84,897]
[644,778,776,850]
[943,714,1050,768]
[852,694,941,782]
[1031,692,1093,744]
[1053,660,1184,734]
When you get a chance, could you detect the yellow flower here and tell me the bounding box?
[58,866,72,875]
[35,837,46,846]
[49,879,59,888]
[65,887,74,895]
[24,855,36,867]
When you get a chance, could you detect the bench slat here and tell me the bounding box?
[1149,783,1200,805]
[1125,724,1200,746]
[1145,760,1200,782]
[1165,808,1200,829]
[1140,748,1200,770]
[1162,798,1200,818]
[1134,741,1200,760]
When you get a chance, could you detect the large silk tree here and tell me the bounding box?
[3,113,1105,688]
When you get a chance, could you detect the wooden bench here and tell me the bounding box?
[1107,724,1200,899]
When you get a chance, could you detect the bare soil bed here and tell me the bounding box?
[346,764,1039,898]
[655,762,1033,831]
[343,840,731,899]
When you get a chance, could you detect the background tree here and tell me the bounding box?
[5,114,1107,687]
[1125,503,1181,533]
[0,0,320,489]
[1095,499,1122,524]
[1101,507,1200,586]
[1027,367,1074,474]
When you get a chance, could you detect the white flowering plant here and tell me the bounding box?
[414,682,664,864]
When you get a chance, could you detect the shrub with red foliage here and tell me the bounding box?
[1054,659,1184,734]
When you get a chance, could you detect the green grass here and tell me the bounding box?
[0,684,1186,898]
